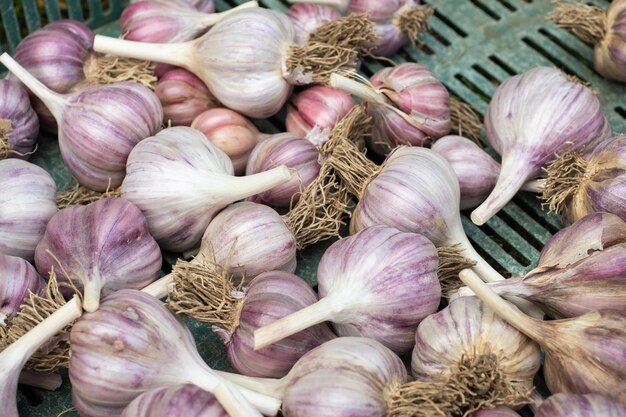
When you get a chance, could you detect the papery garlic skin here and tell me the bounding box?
[285,85,356,137]
[317,225,441,353]
[535,393,626,417]
[246,133,320,208]
[287,4,342,45]
[0,254,44,325]
[411,296,540,395]
[198,202,297,284]
[0,159,57,261]
[130,0,215,12]
[122,127,291,252]
[282,337,408,417]
[192,108,261,175]
[121,385,229,417]
[367,63,450,154]
[0,79,39,159]
[156,69,219,126]
[34,198,162,312]
[431,135,499,210]
[474,407,521,417]
[472,67,611,225]
[225,271,336,378]
[595,1,626,82]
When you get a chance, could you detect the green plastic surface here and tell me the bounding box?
[0,0,624,415]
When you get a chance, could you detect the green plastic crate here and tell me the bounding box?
[0,0,624,415]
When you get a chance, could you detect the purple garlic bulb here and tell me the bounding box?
[121,385,228,417]
[474,407,521,417]
[254,225,441,354]
[0,79,39,159]
[286,4,342,45]
[245,133,321,208]
[0,159,57,261]
[34,198,162,312]
[431,135,500,210]
[0,253,45,325]
[10,20,94,93]
[70,290,280,417]
[130,0,216,12]
[543,135,626,224]
[285,85,356,138]
[459,212,626,318]
[0,53,163,191]
[198,202,297,284]
[472,67,611,225]
[330,63,450,155]
[535,393,626,417]
[155,68,219,126]
[412,297,540,413]
[121,127,292,252]
[220,271,336,378]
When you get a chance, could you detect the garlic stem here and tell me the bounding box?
[0,296,82,368]
[141,273,174,299]
[93,36,194,69]
[254,296,337,350]
[211,381,264,417]
[329,74,388,105]
[216,371,284,399]
[18,370,62,391]
[82,281,101,313]
[216,165,293,203]
[521,179,544,193]
[0,53,66,119]
[200,1,259,25]
[459,269,545,342]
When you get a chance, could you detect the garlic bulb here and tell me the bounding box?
[0,254,44,325]
[0,53,163,191]
[121,126,292,251]
[460,268,626,403]
[471,67,610,225]
[254,225,441,353]
[94,7,362,118]
[0,296,81,417]
[70,290,280,417]
[34,198,162,312]
[285,85,356,137]
[130,0,215,12]
[0,159,57,261]
[191,108,263,175]
[549,1,626,82]
[411,296,541,414]
[121,385,229,417]
[458,212,626,318]
[246,133,321,208]
[535,393,626,417]
[287,4,342,45]
[0,79,39,159]
[155,69,219,126]
[542,135,626,224]
[431,135,500,210]
[474,407,521,417]
[330,64,450,155]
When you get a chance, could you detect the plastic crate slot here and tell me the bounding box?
[494,0,517,12]
[616,106,626,120]
[482,215,537,267]
[488,54,517,75]
[453,73,492,103]
[429,27,452,47]
[512,193,563,234]
[521,36,587,82]
[469,0,501,21]
[537,28,594,69]
[498,203,552,250]
[472,63,501,86]
[432,9,468,38]
[18,385,44,407]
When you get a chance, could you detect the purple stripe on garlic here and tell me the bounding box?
[0,79,39,159]
[129,0,216,13]
[535,393,626,417]
[121,126,292,252]
[0,159,57,261]
[34,198,162,312]
[0,253,45,326]
[121,384,229,417]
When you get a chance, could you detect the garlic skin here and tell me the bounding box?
[474,407,521,417]
[121,126,292,252]
[245,133,320,208]
[224,271,336,378]
[34,198,162,313]
[198,202,297,284]
[285,85,356,137]
[472,67,611,225]
[596,1,626,82]
[431,135,499,210]
[130,0,215,13]
[192,108,262,175]
[287,4,342,45]
[0,79,39,159]
[535,393,626,417]
[0,254,45,325]
[411,296,540,402]
[155,69,219,126]
[121,385,229,417]
[0,159,57,261]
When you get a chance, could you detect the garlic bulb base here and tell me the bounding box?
[56,184,121,210]
[541,149,588,221]
[309,13,377,55]
[393,4,432,43]
[548,3,606,45]
[449,98,483,144]
[81,54,157,91]
[285,40,358,85]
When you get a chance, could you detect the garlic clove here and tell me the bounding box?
[0,254,45,326]
[0,79,39,160]
[121,384,229,417]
